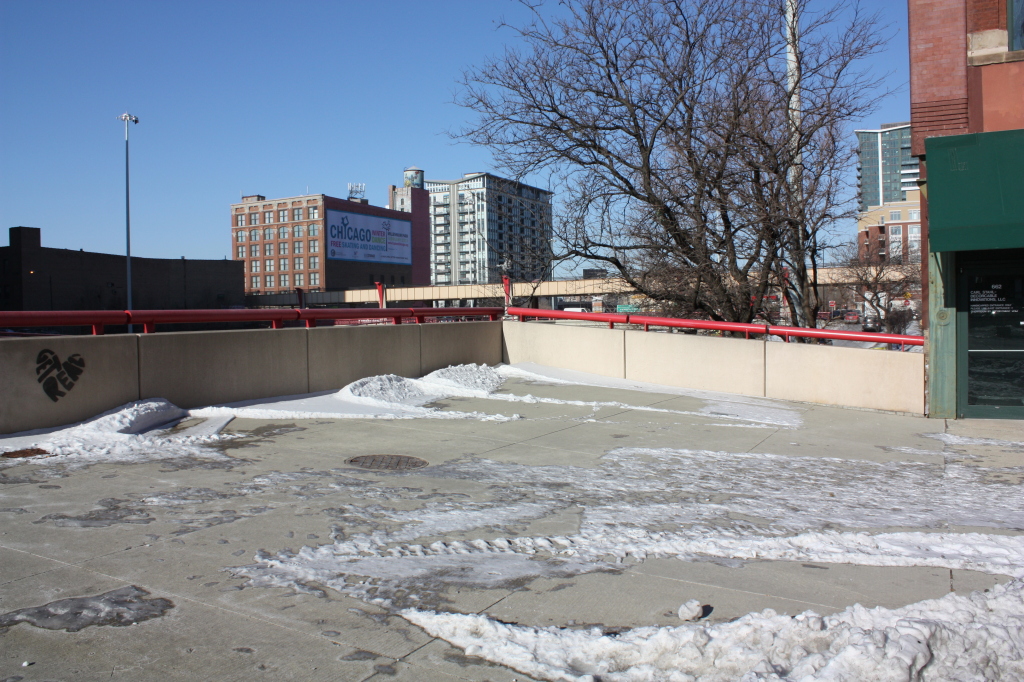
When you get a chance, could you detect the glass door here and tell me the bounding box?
[957,258,1024,418]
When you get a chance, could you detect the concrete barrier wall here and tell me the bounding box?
[765,342,925,414]
[502,321,926,414]
[421,321,503,375]
[502,322,626,378]
[308,324,422,393]
[1,321,507,434]
[0,335,140,434]
[624,330,766,397]
[139,328,310,410]
[1,320,928,434]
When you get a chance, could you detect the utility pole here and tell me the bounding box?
[118,112,139,330]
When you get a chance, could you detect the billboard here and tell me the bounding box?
[326,210,412,264]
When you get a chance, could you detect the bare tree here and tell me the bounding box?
[456,0,889,325]
[837,241,921,335]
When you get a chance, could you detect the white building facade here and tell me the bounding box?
[423,173,553,285]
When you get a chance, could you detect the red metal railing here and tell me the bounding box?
[0,306,923,350]
[0,307,504,335]
[507,307,923,350]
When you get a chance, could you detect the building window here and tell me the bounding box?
[236,231,246,242]
[251,260,260,272]
[249,244,260,257]
[279,226,291,239]
[236,245,245,259]
[908,209,920,220]
[293,241,304,254]
[309,240,319,253]
[236,214,246,226]
[265,242,275,257]
[293,208,303,221]
[309,256,319,269]
[889,210,901,221]
[294,273,304,287]
[251,276,260,288]
[877,215,885,225]
[309,272,320,286]
[294,225,305,238]
[250,229,260,241]
[279,273,289,288]
[279,241,289,255]
[250,212,259,225]
[278,209,288,222]
[264,211,274,224]
[279,258,289,271]
[309,206,319,219]
[294,257,304,270]
[265,274,275,288]
[308,224,319,237]
[262,228,273,240]
[889,225,902,236]
[265,259,274,272]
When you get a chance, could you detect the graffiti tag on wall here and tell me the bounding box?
[36,349,85,402]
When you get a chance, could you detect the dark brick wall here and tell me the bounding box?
[2,227,244,311]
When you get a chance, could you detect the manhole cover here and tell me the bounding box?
[346,455,428,471]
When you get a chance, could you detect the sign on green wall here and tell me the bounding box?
[926,130,1024,252]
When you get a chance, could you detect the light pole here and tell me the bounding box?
[118,112,139,328]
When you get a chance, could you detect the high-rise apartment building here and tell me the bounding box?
[414,172,553,285]
[855,123,920,211]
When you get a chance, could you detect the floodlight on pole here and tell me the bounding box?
[118,112,139,328]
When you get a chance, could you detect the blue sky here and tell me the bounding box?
[1,0,909,262]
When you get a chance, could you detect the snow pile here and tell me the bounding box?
[0,399,232,468]
[402,579,1024,681]
[183,364,804,427]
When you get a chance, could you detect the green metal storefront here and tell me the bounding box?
[926,130,1024,418]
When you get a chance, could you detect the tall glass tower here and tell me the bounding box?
[855,123,919,211]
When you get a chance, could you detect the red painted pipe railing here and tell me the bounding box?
[629,314,766,339]
[0,307,504,335]
[506,307,923,350]
[508,307,630,329]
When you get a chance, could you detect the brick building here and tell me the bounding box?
[1,227,243,312]
[231,183,429,296]
[909,0,1024,418]
[857,190,922,264]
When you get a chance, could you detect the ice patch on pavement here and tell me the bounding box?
[231,447,1024,606]
[0,399,234,469]
[402,578,1024,681]
[0,585,174,632]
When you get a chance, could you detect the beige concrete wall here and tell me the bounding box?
[308,324,421,392]
[139,329,309,409]
[766,343,925,414]
[420,321,503,375]
[502,322,626,378]
[624,330,766,397]
[0,335,140,434]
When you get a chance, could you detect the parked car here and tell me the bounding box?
[862,315,881,332]
[844,311,860,323]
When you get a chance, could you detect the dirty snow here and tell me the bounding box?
[403,579,1024,680]
[231,442,1024,679]
[0,399,234,468]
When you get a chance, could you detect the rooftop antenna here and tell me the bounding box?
[347,182,366,200]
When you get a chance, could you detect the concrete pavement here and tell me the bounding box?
[1,370,1021,681]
